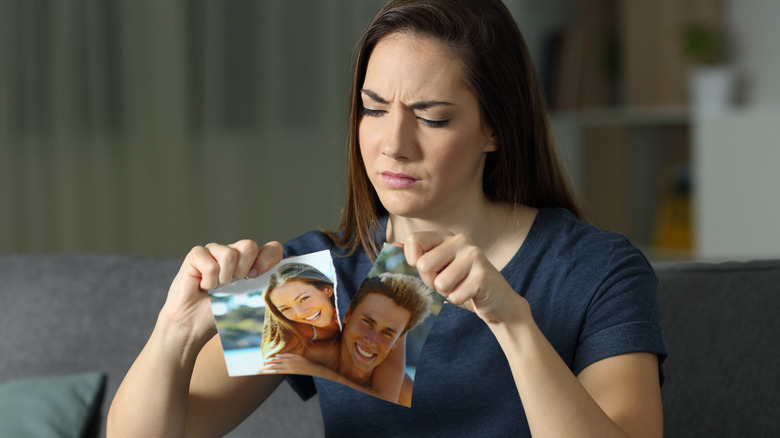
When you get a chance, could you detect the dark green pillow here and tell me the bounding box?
[0,372,106,438]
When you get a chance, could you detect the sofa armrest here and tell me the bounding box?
[654,259,780,437]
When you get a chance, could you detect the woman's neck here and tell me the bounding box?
[297,318,340,342]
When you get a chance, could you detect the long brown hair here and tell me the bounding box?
[329,0,583,258]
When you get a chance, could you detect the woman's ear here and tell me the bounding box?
[342,308,352,324]
[483,128,497,153]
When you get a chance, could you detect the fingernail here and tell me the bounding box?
[247,269,258,278]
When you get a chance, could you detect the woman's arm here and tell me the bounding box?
[404,231,662,438]
[261,352,411,406]
[107,240,286,438]
[489,301,662,438]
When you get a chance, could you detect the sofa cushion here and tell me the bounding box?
[654,259,780,437]
[0,372,105,438]
[0,254,180,436]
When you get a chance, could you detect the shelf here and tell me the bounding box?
[550,106,692,256]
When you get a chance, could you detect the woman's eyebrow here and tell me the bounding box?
[361,88,453,110]
[294,292,308,301]
[361,89,389,104]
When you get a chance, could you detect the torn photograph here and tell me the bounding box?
[208,244,444,407]
[208,250,339,376]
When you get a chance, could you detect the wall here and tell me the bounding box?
[0,0,385,258]
[694,108,780,260]
[693,0,780,260]
[727,0,780,105]
[2,0,776,261]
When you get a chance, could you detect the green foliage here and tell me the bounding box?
[682,23,725,65]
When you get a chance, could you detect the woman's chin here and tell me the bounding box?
[379,198,430,219]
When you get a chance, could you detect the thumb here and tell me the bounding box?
[248,241,283,278]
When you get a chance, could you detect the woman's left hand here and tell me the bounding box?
[259,353,333,379]
[404,231,528,326]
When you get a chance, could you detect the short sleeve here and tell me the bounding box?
[572,253,668,379]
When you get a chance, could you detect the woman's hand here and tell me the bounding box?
[261,353,409,405]
[260,353,336,380]
[403,231,528,326]
[161,239,283,353]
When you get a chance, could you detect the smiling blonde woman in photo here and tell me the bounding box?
[260,263,341,359]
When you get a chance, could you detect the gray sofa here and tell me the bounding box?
[1,254,778,437]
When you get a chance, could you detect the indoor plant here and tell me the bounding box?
[682,23,734,115]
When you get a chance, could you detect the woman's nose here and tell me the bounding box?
[382,110,414,160]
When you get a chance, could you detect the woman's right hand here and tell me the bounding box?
[160,239,284,355]
[109,240,284,437]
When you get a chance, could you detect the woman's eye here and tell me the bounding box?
[299,295,309,303]
[362,107,384,118]
[362,106,449,128]
[418,117,450,129]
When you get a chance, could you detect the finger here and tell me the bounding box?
[265,353,290,361]
[205,243,239,287]
[259,357,290,374]
[431,245,479,296]
[258,363,283,374]
[403,231,451,266]
[442,259,488,310]
[185,245,221,291]
[415,233,473,290]
[249,241,284,278]
[227,239,259,279]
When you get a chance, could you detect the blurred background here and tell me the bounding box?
[2,0,778,261]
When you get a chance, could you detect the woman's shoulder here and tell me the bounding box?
[283,228,373,281]
[283,229,340,257]
[525,207,653,274]
[509,208,658,326]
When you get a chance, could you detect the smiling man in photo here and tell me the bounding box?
[339,273,432,387]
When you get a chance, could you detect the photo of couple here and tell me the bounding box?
[208,245,444,407]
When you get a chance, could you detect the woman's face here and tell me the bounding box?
[358,33,496,220]
[269,280,335,328]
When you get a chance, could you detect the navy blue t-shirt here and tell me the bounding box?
[281,208,667,437]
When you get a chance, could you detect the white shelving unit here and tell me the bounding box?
[551,108,692,260]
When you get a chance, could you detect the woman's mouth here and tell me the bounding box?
[303,310,321,322]
[380,171,418,189]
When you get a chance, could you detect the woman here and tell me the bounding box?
[260,262,340,358]
[108,1,666,437]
